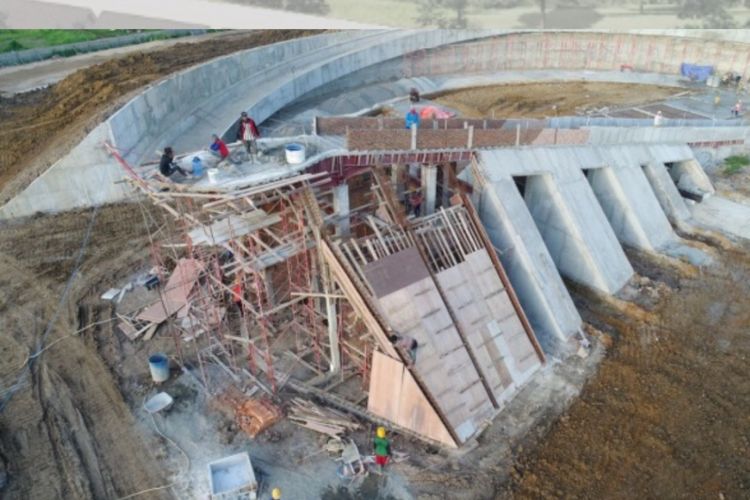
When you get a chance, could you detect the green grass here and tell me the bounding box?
[0,29,140,54]
[723,155,750,175]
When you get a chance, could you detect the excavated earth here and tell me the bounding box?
[433,81,682,119]
[0,37,749,499]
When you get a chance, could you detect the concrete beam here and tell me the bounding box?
[587,165,677,251]
[642,162,692,225]
[523,171,633,294]
[421,165,438,216]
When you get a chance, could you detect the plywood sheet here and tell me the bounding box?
[137,258,203,323]
[368,351,456,448]
[372,255,495,442]
[437,250,542,406]
[363,247,430,298]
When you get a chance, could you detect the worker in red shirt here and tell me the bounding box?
[237,111,261,159]
[209,134,230,161]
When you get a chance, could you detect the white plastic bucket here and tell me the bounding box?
[207,168,219,184]
[285,143,306,165]
[148,353,170,383]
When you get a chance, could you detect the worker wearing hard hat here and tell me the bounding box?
[271,487,282,499]
[373,426,392,472]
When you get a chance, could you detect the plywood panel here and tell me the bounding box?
[438,250,543,407]
[137,258,203,323]
[366,249,495,442]
[368,351,456,448]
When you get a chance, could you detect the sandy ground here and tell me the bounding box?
[433,82,683,119]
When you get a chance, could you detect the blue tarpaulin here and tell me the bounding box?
[680,63,714,82]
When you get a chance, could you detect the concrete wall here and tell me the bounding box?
[464,142,710,351]
[473,177,582,355]
[587,165,677,251]
[1,30,502,219]
[642,162,692,224]
[4,29,747,219]
[404,31,750,80]
[523,170,633,294]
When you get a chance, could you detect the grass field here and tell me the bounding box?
[0,30,136,54]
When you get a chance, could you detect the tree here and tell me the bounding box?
[415,0,468,28]
[677,0,735,27]
[539,0,546,28]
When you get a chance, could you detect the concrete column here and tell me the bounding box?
[333,183,350,237]
[476,178,582,355]
[587,165,676,251]
[642,162,692,224]
[670,159,716,197]
[523,171,633,294]
[441,164,452,208]
[421,164,438,215]
[326,296,341,374]
[391,164,406,203]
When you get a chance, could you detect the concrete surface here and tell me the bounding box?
[2,30,747,221]
[587,165,677,252]
[691,196,750,241]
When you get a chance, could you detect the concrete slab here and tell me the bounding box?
[467,170,582,355]
[587,164,677,251]
[691,196,750,241]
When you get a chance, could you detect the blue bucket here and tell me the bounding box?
[148,353,170,383]
[192,157,204,178]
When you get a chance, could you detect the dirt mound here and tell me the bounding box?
[0,30,319,205]
[501,246,750,499]
[433,82,680,119]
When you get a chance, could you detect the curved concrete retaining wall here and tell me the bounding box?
[3,29,750,219]
[0,30,501,219]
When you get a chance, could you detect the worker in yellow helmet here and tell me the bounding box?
[373,426,391,472]
[271,487,282,499]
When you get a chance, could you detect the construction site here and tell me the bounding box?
[1,29,750,500]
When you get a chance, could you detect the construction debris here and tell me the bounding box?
[236,398,283,438]
[288,398,360,439]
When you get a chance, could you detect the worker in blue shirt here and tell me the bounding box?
[405,108,420,129]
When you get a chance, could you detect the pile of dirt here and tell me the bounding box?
[432,82,681,119]
[0,203,173,499]
[500,243,750,499]
[0,29,320,205]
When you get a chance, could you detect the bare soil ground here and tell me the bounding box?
[433,82,682,119]
[500,242,750,499]
[0,203,168,499]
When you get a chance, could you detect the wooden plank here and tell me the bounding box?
[368,351,456,448]
[137,258,203,323]
[319,239,399,359]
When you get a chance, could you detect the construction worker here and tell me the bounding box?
[389,333,418,365]
[209,134,230,161]
[653,110,663,127]
[271,487,282,499]
[238,111,261,159]
[159,147,188,178]
[409,87,420,103]
[405,108,420,130]
[373,426,391,472]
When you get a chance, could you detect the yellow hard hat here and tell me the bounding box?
[377,426,386,438]
[272,487,282,499]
